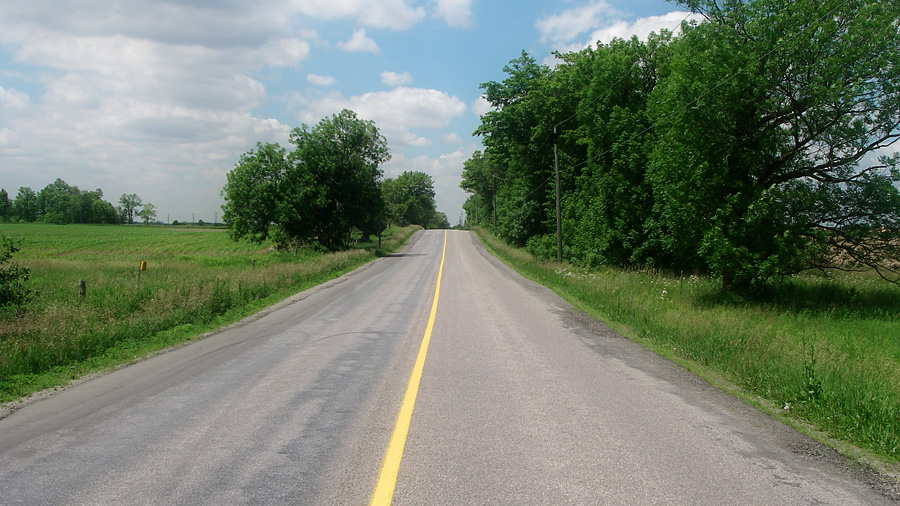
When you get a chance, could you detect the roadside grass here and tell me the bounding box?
[475,228,900,466]
[0,223,420,404]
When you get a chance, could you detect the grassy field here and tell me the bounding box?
[475,228,900,468]
[0,223,419,403]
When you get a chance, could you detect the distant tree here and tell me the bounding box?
[429,211,450,229]
[90,198,119,224]
[119,193,142,224]
[13,187,38,223]
[0,189,11,222]
[382,171,437,227]
[37,178,80,224]
[460,150,500,228]
[137,203,157,224]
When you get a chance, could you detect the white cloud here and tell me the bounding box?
[337,29,380,53]
[537,2,701,56]
[291,0,426,30]
[434,0,474,28]
[261,38,311,67]
[472,94,493,117]
[0,2,307,222]
[442,133,463,144]
[381,71,413,86]
[536,1,620,43]
[308,74,337,86]
[297,87,466,146]
[0,85,30,110]
[545,11,702,58]
[586,12,698,46]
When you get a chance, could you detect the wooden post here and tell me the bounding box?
[78,280,86,299]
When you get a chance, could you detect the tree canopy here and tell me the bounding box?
[1,180,148,225]
[464,0,900,292]
[382,171,438,228]
[221,109,390,250]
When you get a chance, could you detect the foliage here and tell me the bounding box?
[137,203,157,224]
[118,193,143,225]
[648,0,900,291]
[465,0,900,293]
[0,235,31,309]
[222,109,390,250]
[382,171,437,227]
[4,181,136,225]
[13,187,38,223]
[0,189,11,222]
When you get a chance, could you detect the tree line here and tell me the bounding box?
[0,179,156,225]
[463,0,900,292]
[221,109,446,251]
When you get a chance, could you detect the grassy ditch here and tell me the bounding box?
[0,223,420,403]
[475,228,900,466]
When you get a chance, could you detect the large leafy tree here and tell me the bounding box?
[222,109,389,250]
[383,171,437,227]
[476,51,555,246]
[289,109,389,249]
[221,142,301,244]
[649,0,900,290]
[565,33,673,268]
[118,193,142,225]
[13,187,38,223]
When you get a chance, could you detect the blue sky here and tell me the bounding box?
[0,0,698,225]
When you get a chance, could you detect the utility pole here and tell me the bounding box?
[554,126,562,264]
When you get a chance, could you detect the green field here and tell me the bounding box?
[0,223,418,403]
[475,228,900,469]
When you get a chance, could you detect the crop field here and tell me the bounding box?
[475,228,900,468]
[0,223,418,403]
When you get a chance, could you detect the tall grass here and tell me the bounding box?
[476,228,900,464]
[0,224,419,402]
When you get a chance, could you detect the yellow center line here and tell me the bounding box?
[370,230,447,506]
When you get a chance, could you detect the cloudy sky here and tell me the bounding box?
[0,0,697,225]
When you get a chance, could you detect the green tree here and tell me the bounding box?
[649,0,900,290]
[118,193,142,224]
[289,109,389,249]
[138,203,157,224]
[0,189,11,222]
[383,171,437,227]
[222,142,300,243]
[564,33,673,267]
[475,51,555,246]
[13,187,38,223]
[222,110,389,250]
[429,211,450,229]
[460,151,498,228]
[37,178,82,224]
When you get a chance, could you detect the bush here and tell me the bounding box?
[0,235,31,309]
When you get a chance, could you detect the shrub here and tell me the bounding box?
[0,235,31,309]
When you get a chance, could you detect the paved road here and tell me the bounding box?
[0,230,892,504]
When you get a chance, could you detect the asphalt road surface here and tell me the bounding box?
[0,230,892,505]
